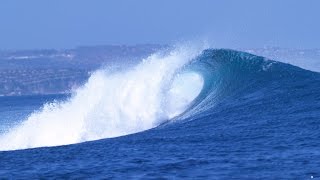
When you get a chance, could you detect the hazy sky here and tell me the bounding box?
[0,0,319,49]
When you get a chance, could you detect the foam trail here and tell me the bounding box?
[0,45,205,151]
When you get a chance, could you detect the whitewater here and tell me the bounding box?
[0,45,205,151]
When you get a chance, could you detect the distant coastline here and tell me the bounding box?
[0,45,319,96]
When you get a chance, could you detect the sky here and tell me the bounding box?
[0,0,319,50]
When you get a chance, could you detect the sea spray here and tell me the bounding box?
[0,45,205,151]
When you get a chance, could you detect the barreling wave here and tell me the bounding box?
[0,46,317,151]
[175,49,319,120]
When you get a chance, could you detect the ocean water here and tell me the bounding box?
[0,47,319,179]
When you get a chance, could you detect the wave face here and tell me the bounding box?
[174,49,306,119]
[0,47,319,152]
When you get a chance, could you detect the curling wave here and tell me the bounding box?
[1,47,317,151]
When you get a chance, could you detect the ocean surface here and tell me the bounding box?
[0,47,319,179]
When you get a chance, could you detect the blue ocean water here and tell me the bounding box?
[0,49,319,179]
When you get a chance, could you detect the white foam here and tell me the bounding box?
[166,72,204,118]
[0,45,205,151]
